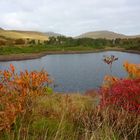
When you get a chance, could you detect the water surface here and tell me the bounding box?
[0,51,139,92]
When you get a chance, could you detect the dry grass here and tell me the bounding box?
[0,30,49,40]
[1,93,139,140]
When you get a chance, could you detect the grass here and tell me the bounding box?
[0,45,104,55]
[1,44,140,57]
[0,93,139,140]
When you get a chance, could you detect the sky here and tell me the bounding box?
[0,0,140,36]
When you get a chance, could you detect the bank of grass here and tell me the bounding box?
[1,45,140,61]
[0,45,104,55]
[1,93,139,140]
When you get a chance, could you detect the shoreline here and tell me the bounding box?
[0,48,140,62]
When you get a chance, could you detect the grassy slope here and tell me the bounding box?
[76,30,140,39]
[76,31,127,39]
[0,30,49,40]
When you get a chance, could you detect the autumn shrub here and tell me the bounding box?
[123,61,140,78]
[82,62,140,139]
[0,64,51,131]
[100,78,140,114]
[100,62,140,114]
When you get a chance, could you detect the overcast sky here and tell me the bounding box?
[0,0,140,36]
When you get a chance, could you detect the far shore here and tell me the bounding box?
[0,48,140,62]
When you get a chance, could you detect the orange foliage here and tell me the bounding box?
[123,61,140,78]
[100,61,140,114]
[103,75,119,88]
[0,64,51,131]
[103,61,140,88]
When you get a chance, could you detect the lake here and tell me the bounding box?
[0,51,140,93]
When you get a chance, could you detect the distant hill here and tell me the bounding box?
[0,29,139,41]
[131,35,140,38]
[0,29,49,41]
[44,32,64,37]
[76,30,140,39]
[0,27,4,30]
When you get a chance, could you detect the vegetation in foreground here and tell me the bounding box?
[0,62,140,140]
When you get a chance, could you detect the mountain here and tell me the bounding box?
[0,29,139,41]
[77,30,140,39]
[76,31,128,39]
[0,27,4,30]
[44,32,64,37]
[0,29,49,40]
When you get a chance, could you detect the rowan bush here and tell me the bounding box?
[0,64,51,131]
[100,62,140,114]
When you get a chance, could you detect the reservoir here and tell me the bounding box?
[0,51,140,92]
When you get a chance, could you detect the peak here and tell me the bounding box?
[77,30,127,39]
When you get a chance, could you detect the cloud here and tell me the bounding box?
[0,0,140,36]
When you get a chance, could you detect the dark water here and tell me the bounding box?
[0,51,140,92]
